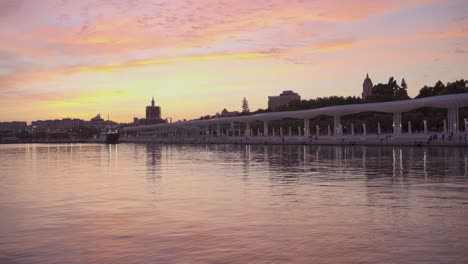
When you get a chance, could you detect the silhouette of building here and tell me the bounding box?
[146,97,161,120]
[362,74,374,99]
[268,90,301,110]
[32,118,84,131]
[218,108,239,117]
[0,121,27,132]
[85,114,108,130]
[29,115,118,132]
[91,114,104,122]
[134,97,167,125]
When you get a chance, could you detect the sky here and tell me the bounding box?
[1,0,467,123]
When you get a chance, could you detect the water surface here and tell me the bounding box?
[1,143,468,263]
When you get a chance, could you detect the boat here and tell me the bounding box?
[104,131,120,144]
[102,113,119,144]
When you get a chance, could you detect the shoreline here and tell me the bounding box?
[0,139,106,144]
[119,135,468,148]
[2,135,468,148]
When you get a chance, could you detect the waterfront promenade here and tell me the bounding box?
[122,94,468,147]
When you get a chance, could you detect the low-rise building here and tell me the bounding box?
[31,115,118,132]
[218,108,240,117]
[268,90,301,110]
[0,121,28,132]
[85,114,118,130]
[31,118,84,131]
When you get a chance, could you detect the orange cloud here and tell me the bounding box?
[0,52,272,89]
[65,52,271,77]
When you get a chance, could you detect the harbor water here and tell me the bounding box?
[1,143,468,263]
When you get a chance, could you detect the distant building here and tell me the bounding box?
[133,98,167,125]
[0,121,27,132]
[85,114,108,130]
[362,74,374,99]
[32,118,83,131]
[146,97,161,120]
[30,115,118,132]
[133,117,147,126]
[268,90,301,110]
[218,108,240,117]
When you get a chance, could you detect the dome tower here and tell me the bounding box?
[362,74,373,100]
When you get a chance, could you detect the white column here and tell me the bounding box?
[272,128,276,136]
[443,119,447,133]
[362,123,367,136]
[328,125,331,136]
[257,128,260,136]
[246,123,251,136]
[393,112,401,135]
[316,125,320,137]
[447,107,459,133]
[288,126,292,137]
[447,108,452,133]
[280,127,284,137]
[298,126,301,136]
[377,122,381,135]
[408,121,412,135]
[230,122,235,137]
[304,119,310,137]
[465,119,468,133]
[263,120,269,136]
[423,120,428,134]
[216,124,221,137]
[351,123,355,136]
[333,116,341,136]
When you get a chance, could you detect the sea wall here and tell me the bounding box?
[0,138,105,144]
[120,134,468,147]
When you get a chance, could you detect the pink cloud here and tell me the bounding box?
[1,0,462,91]
[0,0,441,59]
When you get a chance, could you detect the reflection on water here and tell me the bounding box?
[1,143,468,263]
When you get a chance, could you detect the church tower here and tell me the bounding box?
[146,97,161,120]
[362,74,373,100]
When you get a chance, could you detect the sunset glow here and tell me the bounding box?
[1,0,467,122]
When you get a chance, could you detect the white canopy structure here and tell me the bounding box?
[124,93,468,136]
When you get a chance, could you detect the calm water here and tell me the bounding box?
[1,143,468,263]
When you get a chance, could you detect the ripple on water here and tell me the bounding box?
[0,143,468,263]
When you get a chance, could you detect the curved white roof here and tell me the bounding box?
[123,93,468,131]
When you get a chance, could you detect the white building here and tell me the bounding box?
[268,90,301,110]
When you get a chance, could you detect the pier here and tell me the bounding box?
[122,94,468,147]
